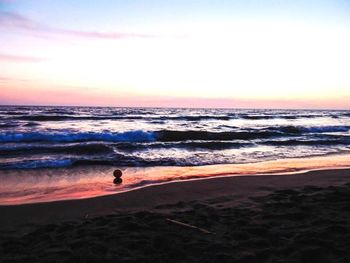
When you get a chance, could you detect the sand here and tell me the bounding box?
[1,168,350,262]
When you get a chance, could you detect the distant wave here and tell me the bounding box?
[262,138,350,146]
[13,115,144,121]
[0,130,284,143]
[156,130,281,141]
[0,143,114,156]
[7,113,347,122]
[0,123,19,128]
[302,126,350,133]
[266,125,350,134]
[0,125,349,143]
[12,114,233,122]
[0,130,156,143]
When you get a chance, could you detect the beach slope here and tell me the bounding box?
[1,168,350,262]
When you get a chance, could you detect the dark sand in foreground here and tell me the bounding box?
[1,168,350,262]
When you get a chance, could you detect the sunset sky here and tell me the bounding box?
[0,0,350,109]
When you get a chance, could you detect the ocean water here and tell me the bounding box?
[1,106,350,170]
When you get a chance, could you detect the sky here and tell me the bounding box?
[0,0,350,109]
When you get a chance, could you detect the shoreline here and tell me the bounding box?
[1,153,350,205]
[1,167,350,230]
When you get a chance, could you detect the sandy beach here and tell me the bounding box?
[1,167,350,262]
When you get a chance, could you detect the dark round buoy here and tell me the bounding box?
[113,169,123,178]
[113,178,122,184]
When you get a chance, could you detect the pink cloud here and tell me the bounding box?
[0,12,157,40]
[0,53,46,62]
[54,29,157,39]
[0,12,39,30]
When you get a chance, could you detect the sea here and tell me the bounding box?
[0,106,350,204]
[1,106,350,170]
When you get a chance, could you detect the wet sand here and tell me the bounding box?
[1,168,350,262]
[1,153,350,205]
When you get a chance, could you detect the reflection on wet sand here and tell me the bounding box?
[1,153,350,205]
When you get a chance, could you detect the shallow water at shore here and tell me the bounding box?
[1,154,350,205]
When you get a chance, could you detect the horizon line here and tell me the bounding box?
[0,103,349,111]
